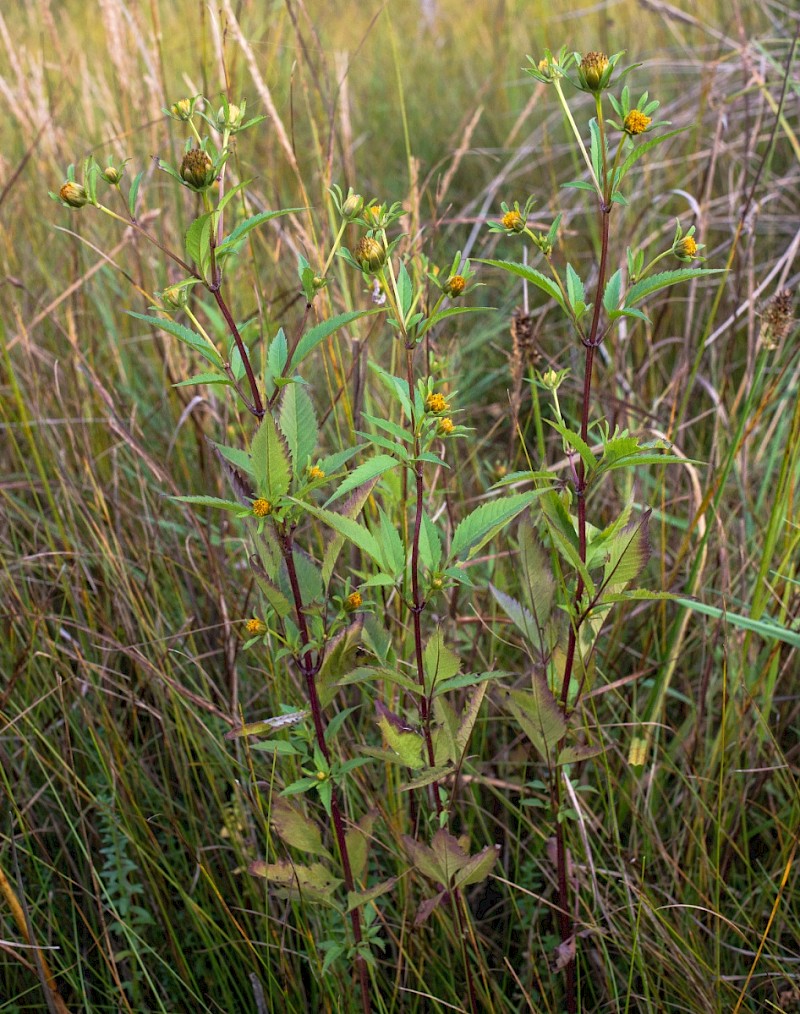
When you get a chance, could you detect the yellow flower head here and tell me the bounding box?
[501,209,525,233]
[426,392,448,414]
[444,275,466,298]
[438,417,455,436]
[345,590,362,611]
[307,465,326,481]
[675,236,698,259]
[252,498,272,517]
[245,618,266,636]
[623,110,651,136]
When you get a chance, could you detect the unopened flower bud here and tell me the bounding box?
[217,103,243,130]
[438,417,455,435]
[159,284,189,311]
[170,98,194,121]
[579,51,609,92]
[341,190,364,220]
[354,235,386,273]
[59,181,88,209]
[180,148,214,189]
[101,165,124,185]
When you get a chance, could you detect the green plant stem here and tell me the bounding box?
[97,203,198,278]
[281,531,371,1014]
[553,79,602,199]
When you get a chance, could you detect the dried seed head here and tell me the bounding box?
[579,51,609,91]
[180,148,214,188]
[760,289,795,350]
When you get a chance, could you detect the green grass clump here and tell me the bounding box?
[1,2,799,1013]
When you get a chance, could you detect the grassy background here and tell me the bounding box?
[2,0,799,1011]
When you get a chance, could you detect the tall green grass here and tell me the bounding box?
[2,1,799,1012]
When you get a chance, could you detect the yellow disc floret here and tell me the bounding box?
[623,110,651,135]
[425,392,448,414]
[252,498,272,517]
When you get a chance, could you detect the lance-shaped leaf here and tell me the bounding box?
[375,701,424,769]
[477,260,568,315]
[323,454,399,508]
[279,384,318,477]
[423,630,461,695]
[518,519,555,630]
[496,672,566,760]
[624,268,721,308]
[344,809,378,884]
[249,858,341,904]
[402,830,499,892]
[450,490,541,563]
[289,309,380,371]
[269,798,332,860]
[251,412,291,500]
[126,311,223,368]
[216,208,304,257]
[185,211,214,281]
[319,476,379,589]
[490,585,538,643]
[347,878,398,913]
[602,509,651,592]
[316,616,364,708]
[304,498,383,573]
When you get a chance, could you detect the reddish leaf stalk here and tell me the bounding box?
[281,531,371,1014]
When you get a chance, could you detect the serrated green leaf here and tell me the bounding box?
[477,261,567,314]
[423,630,461,694]
[344,810,378,884]
[173,371,232,388]
[397,260,413,319]
[216,208,303,256]
[450,490,542,563]
[603,268,623,313]
[454,843,501,889]
[417,305,486,340]
[496,672,567,760]
[602,510,651,590]
[185,212,214,281]
[518,519,555,630]
[319,478,381,589]
[267,328,288,386]
[251,412,291,500]
[566,263,585,310]
[377,506,406,577]
[490,585,537,641]
[270,798,332,859]
[289,310,379,371]
[249,858,341,903]
[547,420,596,472]
[126,311,223,368]
[304,501,383,568]
[419,511,443,572]
[170,494,245,513]
[279,384,318,477]
[433,669,507,696]
[376,706,424,769]
[209,441,255,479]
[616,128,687,186]
[323,454,399,508]
[625,268,721,307]
[347,878,398,913]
